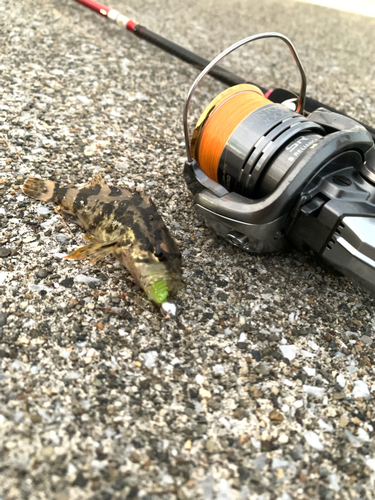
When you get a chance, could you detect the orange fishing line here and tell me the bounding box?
[192,84,272,182]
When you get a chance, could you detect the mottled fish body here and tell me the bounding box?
[22,174,184,304]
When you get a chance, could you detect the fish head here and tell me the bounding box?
[117,234,185,305]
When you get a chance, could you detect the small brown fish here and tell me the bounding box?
[22,174,184,304]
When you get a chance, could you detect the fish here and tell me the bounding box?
[22,174,184,304]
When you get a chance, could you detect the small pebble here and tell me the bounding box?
[272,458,290,469]
[339,415,349,427]
[205,439,220,454]
[60,278,74,288]
[360,335,373,345]
[255,363,271,376]
[199,387,212,399]
[318,419,334,433]
[0,248,11,258]
[184,440,192,450]
[144,351,158,368]
[36,268,49,279]
[358,428,370,442]
[213,364,225,374]
[0,312,7,327]
[278,434,289,444]
[269,410,284,422]
[161,302,177,317]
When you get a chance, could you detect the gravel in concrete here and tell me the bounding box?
[1,1,375,499]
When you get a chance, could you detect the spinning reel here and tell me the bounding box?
[183,33,375,297]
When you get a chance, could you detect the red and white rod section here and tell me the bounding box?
[73,0,246,88]
[74,0,137,31]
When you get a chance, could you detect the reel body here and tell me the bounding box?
[183,33,375,297]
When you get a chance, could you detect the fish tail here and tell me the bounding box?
[22,177,59,203]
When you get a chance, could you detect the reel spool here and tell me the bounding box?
[190,83,323,198]
[183,32,375,297]
[185,33,324,200]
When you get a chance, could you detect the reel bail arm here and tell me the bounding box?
[183,32,307,163]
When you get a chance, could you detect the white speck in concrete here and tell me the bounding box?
[37,206,50,215]
[144,351,158,368]
[307,340,319,351]
[318,419,334,433]
[239,332,247,342]
[345,430,361,447]
[74,274,101,285]
[304,431,324,450]
[352,380,370,398]
[300,349,317,358]
[216,479,232,500]
[213,364,225,374]
[336,373,346,388]
[272,457,291,469]
[77,95,91,105]
[303,385,325,398]
[328,474,340,491]
[303,366,316,377]
[0,272,8,285]
[358,428,370,442]
[279,344,297,360]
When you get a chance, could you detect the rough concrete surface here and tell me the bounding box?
[1,0,375,499]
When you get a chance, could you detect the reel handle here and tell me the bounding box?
[183,32,307,163]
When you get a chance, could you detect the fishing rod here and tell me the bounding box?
[74,0,375,298]
[73,0,375,140]
[73,0,246,88]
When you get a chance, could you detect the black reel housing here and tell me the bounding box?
[183,32,375,297]
[184,106,375,297]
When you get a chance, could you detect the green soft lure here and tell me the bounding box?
[150,280,169,304]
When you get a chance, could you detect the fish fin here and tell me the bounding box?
[81,173,106,190]
[138,190,153,205]
[22,177,56,202]
[64,241,117,263]
[55,206,83,227]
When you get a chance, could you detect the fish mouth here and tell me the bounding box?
[116,250,184,304]
[141,264,185,304]
[145,277,185,304]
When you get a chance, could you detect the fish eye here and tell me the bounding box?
[154,248,167,262]
[147,243,166,261]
